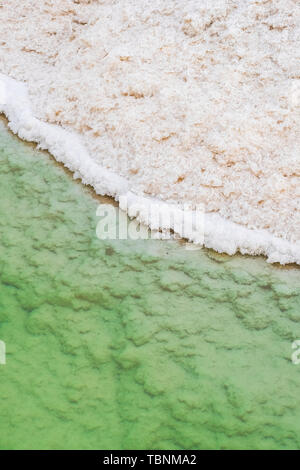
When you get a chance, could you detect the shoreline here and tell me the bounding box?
[1,73,299,265]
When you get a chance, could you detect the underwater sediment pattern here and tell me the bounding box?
[0,121,300,450]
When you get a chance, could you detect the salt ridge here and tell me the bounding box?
[1,73,299,265]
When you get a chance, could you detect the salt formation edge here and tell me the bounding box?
[1,73,299,265]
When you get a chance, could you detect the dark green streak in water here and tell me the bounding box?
[0,121,300,450]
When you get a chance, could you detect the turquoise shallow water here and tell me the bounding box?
[0,120,300,449]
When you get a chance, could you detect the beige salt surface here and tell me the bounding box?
[0,0,299,256]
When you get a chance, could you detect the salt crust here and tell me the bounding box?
[0,1,299,263]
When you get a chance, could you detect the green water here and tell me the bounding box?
[0,121,300,450]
